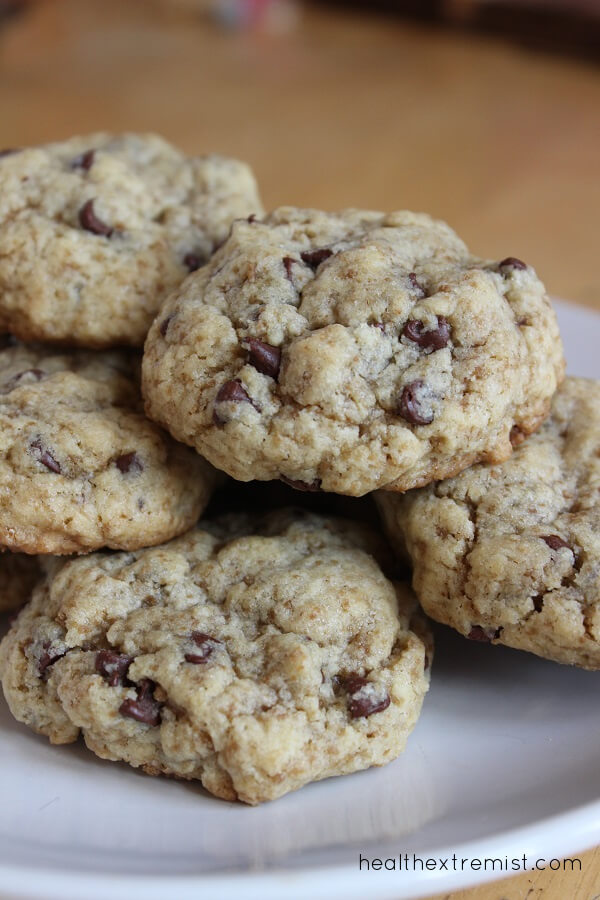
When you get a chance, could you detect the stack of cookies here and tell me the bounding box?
[0,133,593,807]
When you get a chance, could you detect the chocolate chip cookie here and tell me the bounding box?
[0,344,216,554]
[0,552,42,613]
[0,510,432,804]
[378,377,600,669]
[142,207,564,496]
[0,133,262,347]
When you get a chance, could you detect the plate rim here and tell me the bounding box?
[2,797,600,900]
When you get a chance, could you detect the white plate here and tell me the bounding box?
[1,300,599,900]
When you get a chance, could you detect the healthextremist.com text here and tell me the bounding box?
[358,853,582,873]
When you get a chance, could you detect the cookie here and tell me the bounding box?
[377,377,600,669]
[0,133,262,347]
[0,344,216,554]
[0,510,432,804]
[0,552,42,613]
[142,206,564,497]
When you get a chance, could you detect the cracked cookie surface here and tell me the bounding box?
[378,378,600,669]
[0,133,262,347]
[0,509,432,804]
[0,344,216,554]
[142,206,564,496]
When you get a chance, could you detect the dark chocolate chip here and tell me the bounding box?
[7,368,45,389]
[119,678,161,726]
[542,534,571,552]
[533,595,544,613]
[283,256,296,280]
[159,314,174,337]
[246,338,281,379]
[402,316,450,351]
[79,200,113,237]
[398,380,434,426]
[408,272,426,296]
[213,380,252,425]
[71,150,95,171]
[183,253,203,272]
[371,322,386,332]
[30,439,61,474]
[115,452,143,475]
[0,149,20,158]
[349,690,390,719]
[337,673,368,695]
[499,257,527,271]
[95,650,132,687]
[184,631,222,665]
[468,625,501,642]
[38,641,66,680]
[280,476,322,492]
[247,214,257,223]
[337,674,391,719]
[301,248,333,269]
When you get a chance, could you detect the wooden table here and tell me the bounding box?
[0,1,598,897]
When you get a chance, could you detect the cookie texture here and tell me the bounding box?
[0,133,262,347]
[142,206,564,496]
[0,553,42,613]
[0,344,216,554]
[378,378,600,669]
[0,510,432,804]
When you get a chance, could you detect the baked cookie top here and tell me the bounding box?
[142,206,564,496]
[0,133,262,347]
[0,344,216,554]
[0,552,42,613]
[378,377,600,669]
[0,510,432,804]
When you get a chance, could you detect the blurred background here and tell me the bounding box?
[0,0,598,309]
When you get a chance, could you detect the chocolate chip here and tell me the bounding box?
[468,625,501,642]
[533,595,544,613]
[371,322,386,332]
[38,642,66,680]
[185,631,222,665]
[7,368,45,389]
[337,674,391,719]
[499,257,527,271]
[408,272,426,296]
[337,673,368,694]
[95,650,132,687]
[247,214,257,223]
[402,316,450,351]
[30,439,61,474]
[183,253,203,272]
[79,200,113,237]
[283,256,296,280]
[398,380,434,426]
[119,679,161,726]
[159,314,174,337]
[71,150,95,171]
[246,338,281,379]
[542,534,571,552]
[280,476,322,492]
[301,248,333,269]
[115,452,143,474]
[0,149,20,158]
[213,380,253,425]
